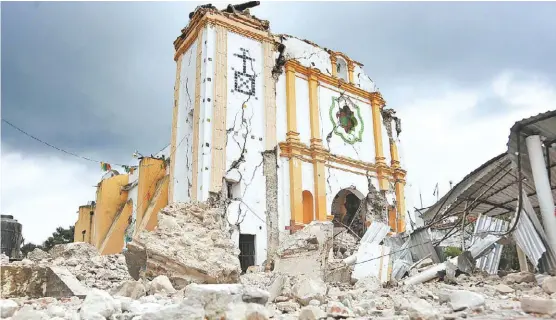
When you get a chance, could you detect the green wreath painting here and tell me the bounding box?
[329,96,364,144]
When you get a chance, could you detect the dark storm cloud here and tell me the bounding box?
[3,1,556,163]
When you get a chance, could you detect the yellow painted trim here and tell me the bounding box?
[174,12,273,61]
[307,71,327,221]
[370,95,388,190]
[138,175,169,233]
[263,41,277,150]
[135,158,166,234]
[278,141,397,177]
[330,55,337,78]
[285,62,303,224]
[210,24,228,194]
[99,199,132,255]
[191,33,203,201]
[284,60,384,104]
[285,63,299,143]
[395,169,407,233]
[348,62,355,84]
[169,55,183,203]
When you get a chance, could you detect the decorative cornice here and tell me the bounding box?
[278,140,401,179]
[285,60,385,104]
[174,11,274,61]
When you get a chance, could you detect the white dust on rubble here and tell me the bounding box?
[7,242,132,291]
[125,202,241,285]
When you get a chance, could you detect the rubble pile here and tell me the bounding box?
[4,243,131,291]
[124,202,242,288]
[2,207,556,319]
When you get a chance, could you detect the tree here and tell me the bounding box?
[42,225,74,251]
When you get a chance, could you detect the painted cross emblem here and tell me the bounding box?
[329,96,364,144]
[233,48,256,96]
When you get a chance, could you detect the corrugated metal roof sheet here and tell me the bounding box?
[361,221,390,245]
[472,215,509,275]
[408,228,441,263]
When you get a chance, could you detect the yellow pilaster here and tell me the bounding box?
[330,55,337,78]
[285,62,303,224]
[371,94,388,190]
[308,70,327,221]
[348,62,355,84]
[169,55,183,203]
[394,169,407,233]
[191,34,203,201]
[210,25,228,194]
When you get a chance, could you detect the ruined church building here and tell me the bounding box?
[75,3,408,269]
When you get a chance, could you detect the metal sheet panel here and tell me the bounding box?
[513,207,546,267]
[472,215,509,275]
[408,228,441,263]
[361,221,390,245]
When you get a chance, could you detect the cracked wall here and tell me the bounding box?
[224,30,268,265]
[173,33,198,203]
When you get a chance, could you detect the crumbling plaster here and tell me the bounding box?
[224,30,268,266]
[173,37,197,203]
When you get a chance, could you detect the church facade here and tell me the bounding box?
[169,4,408,266]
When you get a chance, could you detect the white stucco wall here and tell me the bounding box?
[224,31,267,265]
[277,157,291,242]
[275,73,287,142]
[173,38,197,203]
[282,36,332,75]
[196,26,215,202]
[295,77,311,146]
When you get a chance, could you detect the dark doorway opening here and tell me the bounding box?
[239,234,256,273]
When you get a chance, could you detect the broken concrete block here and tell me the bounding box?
[226,302,269,320]
[110,280,146,299]
[505,272,536,284]
[79,289,122,320]
[0,265,88,299]
[11,308,47,320]
[148,275,176,295]
[124,203,241,285]
[406,298,439,320]
[0,299,19,318]
[520,297,556,316]
[46,266,89,298]
[273,221,333,280]
[493,284,514,294]
[275,301,300,313]
[541,277,556,294]
[326,301,354,318]
[141,298,205,320]
[448,290,485,311]
[299,305,327,320]
[292,278,327,306]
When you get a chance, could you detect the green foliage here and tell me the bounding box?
[20,225,74,256]
[444,246,463,258]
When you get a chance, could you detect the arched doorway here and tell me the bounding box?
[331,188,366,237]
[302,190,314,224]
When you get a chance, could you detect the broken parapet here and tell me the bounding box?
[0,265,89,298]
[124,202,242,288]
[273,221,333,280]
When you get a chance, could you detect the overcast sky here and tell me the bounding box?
[3,1,556,243]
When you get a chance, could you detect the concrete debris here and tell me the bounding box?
[124,202,241,286]
[542,276,556,294]
[520,296,556,316]
[273,221,333,280]
[505,271,536,284]
[110,280,147,299]
[447,290,485,311]
[291,278,327,306]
